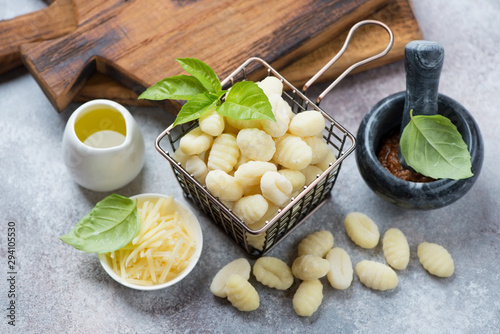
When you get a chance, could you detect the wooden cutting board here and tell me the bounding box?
[19,0,389,112]
[76,0,422,107]
[0,0,77,75]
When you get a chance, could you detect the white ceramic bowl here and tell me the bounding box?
[62,99,145,192]
[98,193,203,290]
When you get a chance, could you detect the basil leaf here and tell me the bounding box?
[216,81,275,122]
[400,112,473,180]
[176,58,222,94]
[60,194,140,253]
[138,75,206,101]
[173,93,219,127]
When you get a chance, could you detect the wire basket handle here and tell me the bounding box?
[303,20,394,105]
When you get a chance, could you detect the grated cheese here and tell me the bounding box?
[103,196,197,285]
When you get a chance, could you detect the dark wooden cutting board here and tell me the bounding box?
[19,0,388,112]
[75,0,422,107]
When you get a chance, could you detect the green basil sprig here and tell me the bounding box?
[400,110,473,180]
[138,58,275,126]
[60,194,140,253]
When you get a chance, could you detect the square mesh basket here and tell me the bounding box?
[155,57,357,257]
[155,20,393,257]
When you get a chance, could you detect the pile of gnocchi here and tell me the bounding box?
[210,211,455,317]
[171,76,337,249]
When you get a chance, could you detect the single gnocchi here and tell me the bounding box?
[253,257,294,290]
[274,134,312,170]
[198,108,225,136]
[205,170,243,202]
[297,230,334,258]
[314,147,337,172]
[292,255,330,280]
[179,126,213,155]
[210,258,251,298]
[277,169,306,196]
[207,133,239,172]
[293,279,323,317]
[326,247,353,290]
[236,128,275,161]
[185,156,208,184]
[232,194,269,225]
[172,147,190,167]
[383,228,410,270]
[245,202,279,250]
[225,117,263,131]
[225,274,260,312]
[300,165,323,186]
[303,136,330,165]
[234,161,277,188]
[417,242,455,277]
[260,171,292,207]
[344,212,380,249]
[257,76,283,97]
[355,260,398,291]
[261,94,290,138]
[288,110,325,137]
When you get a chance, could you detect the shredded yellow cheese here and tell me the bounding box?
[103,196,197,285]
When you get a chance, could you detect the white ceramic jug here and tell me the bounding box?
[62,99,145,192]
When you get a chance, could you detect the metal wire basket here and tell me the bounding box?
[156,20,393,257]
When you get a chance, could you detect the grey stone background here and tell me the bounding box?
[1,0,499,333]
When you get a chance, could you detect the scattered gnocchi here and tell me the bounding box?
[253,257,294,290]
[210,258,251,298]
[326,247,353,290]
[209,224,455,318]
[382,228,410,270]
[417,242,455,278]
[293,279,323,317]
[225,274,260,312]
[297,230,334,258]
[355,260,398,291]
[292,255,330,281]
[344,212,380,249]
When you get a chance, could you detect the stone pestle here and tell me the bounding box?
[399,40,445,166]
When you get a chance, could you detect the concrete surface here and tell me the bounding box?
[1,0,499,333]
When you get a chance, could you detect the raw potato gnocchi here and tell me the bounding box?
[297,230,334,258]
[185,156,208,184]
[355,260,398,291]
[198,108,225,136]
[260,171,293,207]
[225,274,260,312]
[234,161,277,188]
[383,228,410,270]
[314,147,337,172]
[344,212,380,249]
[207,133,239,172]
[417,242,455,278]
[303,136,330,165]
[288,110,325,137]
[205,170,243,202]
[179,126,213,155]
[236,128,275,161]
[274,134,312,170]
[292,255,330,280]
[253,257,294,290]
[232,195,269,225]
[210,258,251,298]
[326,247,353,290]
[277,169,306,196]
[300,165,323,186]
[261,94,290,138]
[258,76,283,97]
[293,279,323,317]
